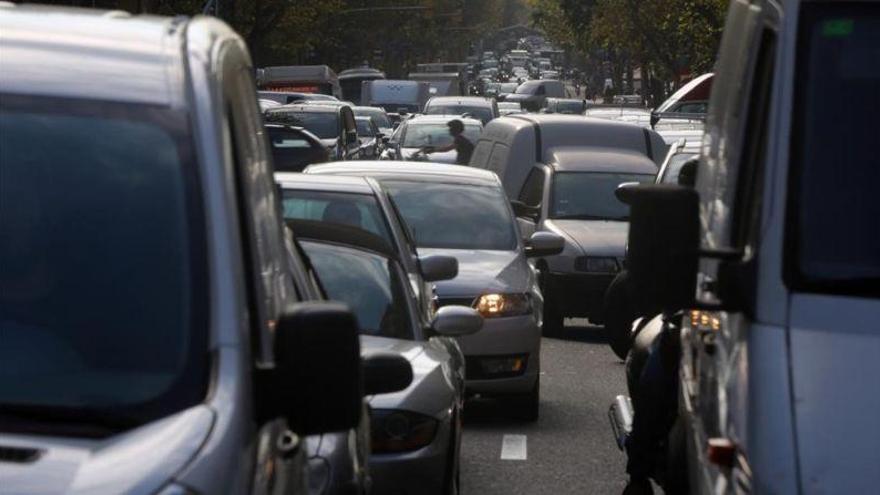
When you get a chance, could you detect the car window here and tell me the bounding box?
[519,167,546,207]
[788,3,880,292]
[356,119,375,136]
[550,172,654,220]
[424,105,493,124]
[0,95,207,423]
[383,181,517,251]
[401,123,481,147]
[515,80,541,94]
[264,110,339,139]
[355,108,391,129]
[267,127,312,148]
[301,241,414,340]
[282,190,394,246]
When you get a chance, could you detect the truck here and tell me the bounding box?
[361,79,432,114]
[256,64,343,99]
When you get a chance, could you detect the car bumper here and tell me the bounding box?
[368,416,452,495]
[546,271,617,319]
[454,314,541,395]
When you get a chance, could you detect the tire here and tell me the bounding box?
[539,268,565,338]
[511,375,540,422]
[603,271,636,359]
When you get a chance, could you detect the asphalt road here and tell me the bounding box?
[460,320,629,495]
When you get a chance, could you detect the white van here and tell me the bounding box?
[361,79,431,114]
[470,114,667,199]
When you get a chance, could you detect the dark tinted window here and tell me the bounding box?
[282,190,394,245]
[264,110,339,139]
[518,167,546,207]
[0,96,207,425]
[356,118,375,136]
[302,242,414,340]
[789,4,880,293]
[383,181,517,250]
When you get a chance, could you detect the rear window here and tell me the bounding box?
[282,190,394,246]
[788,3,880,295]
[265,110,339,139]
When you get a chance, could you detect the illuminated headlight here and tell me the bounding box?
[473,293,532,318]
[371,409,438,453]
[574,256,619,273]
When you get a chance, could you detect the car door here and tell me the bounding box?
[685,3,778,492]
[222,47,306,495]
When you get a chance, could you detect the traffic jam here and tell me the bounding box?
[0,1,877,495]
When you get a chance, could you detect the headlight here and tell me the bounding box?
[574,256,619,273]
[473,293,532,318]
[371,409,438,453]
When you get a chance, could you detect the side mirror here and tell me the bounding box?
[362,353,413,395]
[510,200,540,221]
[431,305,483,336]
[345,130,358,145]
[617,184,699,314]
[614,182,641,202]
[419,254,458,282]
[525,231,565,258]
[273,302,362,436]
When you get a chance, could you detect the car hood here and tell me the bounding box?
[418,248,529,297]
[0,405,214,495]
[543,219,628,257]
[400,147,457,164]
[361,335,454,418]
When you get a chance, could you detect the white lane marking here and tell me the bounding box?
[500,434,527,460]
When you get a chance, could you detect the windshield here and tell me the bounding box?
[0,95,207,427]
[515,81,541,94]
[401,122,481,147]
[383,181,517,250]
[354,108,391,129]
[282,190,394,246]
[551,172,653,220]
[302,242,414,339]
[789,4,880,292]
[424,104,494,124]
[356,119,375,136]
[265,110,339,139]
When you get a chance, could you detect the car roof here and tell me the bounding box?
[427,96,493,106]
[405,115,483,126]
[275,173,375,194]
[306,161,501,186]
[0,4,195,106]
[266,103,340,114]
[547,147,658,174]
[287,219,397,261]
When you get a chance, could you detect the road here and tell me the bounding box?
[461,320,629,494]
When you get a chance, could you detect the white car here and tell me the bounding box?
[380,115,483,164]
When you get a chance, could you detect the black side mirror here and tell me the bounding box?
[419,254,459,282]
[617,184,699,314]
[510,200,540,221]
[363,353,413,395]
[273,302,362,435]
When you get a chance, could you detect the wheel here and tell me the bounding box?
[511,375,540,422]
[539,268,565,338]
[603,271,636,359]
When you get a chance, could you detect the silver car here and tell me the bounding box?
[380,115,483,163]
[289,219,482,495]
[306,162,564,421]
[510,147,657,334]
[0,6,363,495]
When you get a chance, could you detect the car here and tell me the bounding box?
[265,123,330,172]
[380,115,483,164]
[355,116,383,159]
[264,103,361,161]
[288,219,482,495]
[275,173,459,321]
[423,96,499,125]
[584,105,653,127]
[610,2,880,493]
[259,90,340,105]
[502,79,565,111]
[306,162,566,420]
[497,101,524,116]
[352,105,394,136]
[259,98,282,111]
[0,6,364,494]
[510,147,656,333]
[496,82,519,100]
[542,98,586,115]
[469,114,667,201]
[650,72,713,124]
